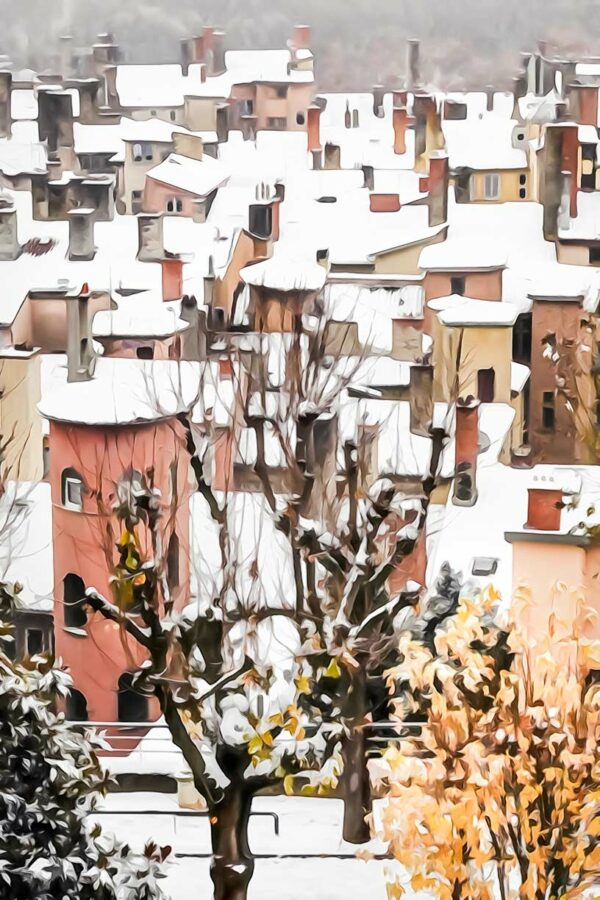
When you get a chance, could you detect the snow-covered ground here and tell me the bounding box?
[89,793,407,899]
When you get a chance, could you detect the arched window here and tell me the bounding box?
[167,532,180,590]
[63,573,87,628]
[133,142,143,162]
[170,110,176,122]
[166,197,183,214]
[118,673,148,722]
[61,468,84,511]
[66,688,88,721]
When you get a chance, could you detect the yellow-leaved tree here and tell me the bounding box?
[370,584,600,900]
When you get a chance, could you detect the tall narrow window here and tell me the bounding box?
[63,573,87,629]
[66,688,88,722]
[542,391,555,430]
[450,275,465,296]
[167,532,180,590]
[477,368,495,403]
[118,673,148,722]
[61,468,84,511]
[483,173,500,200]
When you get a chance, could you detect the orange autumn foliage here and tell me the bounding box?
[371,585,600,899]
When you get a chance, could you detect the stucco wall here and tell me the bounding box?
[0,354,43,481]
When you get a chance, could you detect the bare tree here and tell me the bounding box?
[84,308,451,899]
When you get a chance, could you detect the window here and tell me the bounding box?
[132,190,143,214]
[519,188,527,199]
[542,391,555,430]
[132,142,153,162]
[590,246,600,265]
[26,628,44,656]
[118,672,148,722]
[477,367,495,402]
[150,109,157,117]
[267,117,287,129]
[296,111,305,125]
[66,688,88,722]
[483,173,500,199]
[63,573,87,629]
[166,196,183,213]
[274,85,287,98]
[167,532,180,590]
[519,174,527,186]
[136,345,154,360]
[240,99,254,116]
[61,468,84,510]
[472,557,498,577]
[170,110,176,121]
[450,275,465,296]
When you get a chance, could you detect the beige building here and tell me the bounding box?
[0,348,43,481]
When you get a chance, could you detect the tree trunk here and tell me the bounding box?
[209,783,255,900]
[341,723,372,843]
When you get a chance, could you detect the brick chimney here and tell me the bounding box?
[307,105,321,153]
[407,39,421,91]
[525,478,563,531]
[67,283,96,383]
[208,30,227,77]
[161,255,184,302]
[428,151,449,227]
[452,398,479,508]
[0,201,20,261]
[0,71,12,138]
[68,209,95,261]
[137,213,164,262]
[567,83,599,128]
[370,193,401,212]
[292,25,311,50]
[393,105,409,155]
[540,124,578,240]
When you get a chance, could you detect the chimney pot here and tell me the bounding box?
[68,208,95,261]
[525,485,562,530]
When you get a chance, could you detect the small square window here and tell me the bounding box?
[26,629,44,656]
[542,391,555,430]
[471,557,498,576]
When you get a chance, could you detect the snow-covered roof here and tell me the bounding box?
[322,282,424,353]
[419,238,507,271]
[240,256,326,292]
[10,88,38,121]
[146,153,229,197]
[432,295,519,327]
[558,190,600,242]
[92,296,189,339]
[443,114,527,170]
[115,65,187,108]
[39,358,202,425]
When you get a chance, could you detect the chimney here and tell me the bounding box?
[311,148,322,171]
[31,173,49,220]
[161,255,184,302]
[362,164,374,191]
[180,296,208,361]
[248,202,273,240]
[525,479,563,531]
[393,105,408,155]
[407,39,421,91]
[38,89,74,152]
[428,151,449,227]
[307,105,321,152]
[316,247,330,272]
[352,108,359,128]
[408,364,433,435]
[59,35,73,77]
[192,197,210,223]
[452,398,479,508]
[292,24,311,50]
[323,142,341,170]
[67,283,96,383]
[344,100,351,129]
[204,256,215,307]
[485,85,495,112]
[0,71,12,138]
[68,208,95,260]
[370,193,401,212]
[76,79,101,124]
[137,213,164,262]
[372,84,385,118]
[209,30,227,77]
[567,83,599,127]
[216,104,229,143]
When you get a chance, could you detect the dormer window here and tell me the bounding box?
[166,196,183,214]
[62,468,84,511]
[132,142,153,162]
